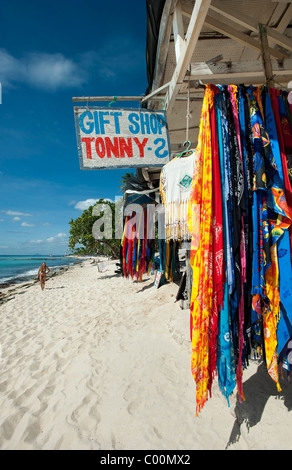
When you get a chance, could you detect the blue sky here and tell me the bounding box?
[0,0,148,255]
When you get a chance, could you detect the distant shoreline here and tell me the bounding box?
[0,255,87,289]
[0,255,110,300]
[0,258,85,292]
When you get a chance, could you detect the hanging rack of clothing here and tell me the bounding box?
[187,83,292,415]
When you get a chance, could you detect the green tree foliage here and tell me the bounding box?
[68,198,121,258]
[120,172,135,192]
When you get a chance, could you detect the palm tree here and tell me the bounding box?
[120,172,135,193]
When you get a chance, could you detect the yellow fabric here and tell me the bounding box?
[187,85,214,414]
[264,241,281,391]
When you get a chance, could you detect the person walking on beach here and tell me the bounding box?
[37,262,50,290]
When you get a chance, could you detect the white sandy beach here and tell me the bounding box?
[0,259,291,450]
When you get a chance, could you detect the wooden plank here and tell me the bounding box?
[204,15,287,60]
[173,0,185,63]
[266,26,292,52]
[277,3,292,32]
[164,0,212,114]
[189,59,292,82]
[141,81,171,103]
[209,0,258,32]
[189,70,292,82]
[269,3,292,49]
[150,0,177,94]
[191,58,292,75]
[259,24,274,86]
[209,1,292,53]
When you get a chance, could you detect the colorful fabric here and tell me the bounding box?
[188,85,214,414]
[121,209,155,282]
[215,91,236,404]
[188,84,292,414]
[248,86,283,391]
[209,85,224,391]
[266,89,292,366]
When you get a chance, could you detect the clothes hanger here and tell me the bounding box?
[177,140,193,158]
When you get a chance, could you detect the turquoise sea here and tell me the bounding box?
[0,255,81,285]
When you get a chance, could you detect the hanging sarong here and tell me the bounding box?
[188,85,214,414]
[238,86,254,364]
[248,86,292,391]
[228,85,246,399]
[265,89,292,367]
[215,91,236,404]
[209,85,224,392]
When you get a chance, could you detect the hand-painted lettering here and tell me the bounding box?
[79,111,94,134]
[95,137,106,158]
[93,111,100,134]
[156,114,166,134]
[119,138,133,158]
[81,137,95,159]
[139,113,150,135]
[105,137,119,158]
[133,137,148,158]
[128,113,140,134]
[154,138,168,158]
[77,108,170,167]
[99,111,110,134]
[110,112,122,134]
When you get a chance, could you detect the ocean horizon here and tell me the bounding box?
[0,254,81,285]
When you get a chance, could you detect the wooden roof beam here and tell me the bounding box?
[173,0,185,63]
[204,15,287,60]
[164,0,212,114]
[189,58,292,80]
[277,3,292,32]
[209,0,258,31]
[209,1,292,53]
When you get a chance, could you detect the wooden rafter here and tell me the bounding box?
[173,0,185,63]
[204,15,287,60]
[189,58,292,81]
[163,0,212,114]
[209,0,292,53]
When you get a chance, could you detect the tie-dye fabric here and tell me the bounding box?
[187,84,292,414]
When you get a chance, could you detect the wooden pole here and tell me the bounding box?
[259,23,275,87]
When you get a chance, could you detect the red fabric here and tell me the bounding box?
[209,86,224,391]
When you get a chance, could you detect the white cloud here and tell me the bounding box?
[74,199,99,211]
[12,216,21,222]
[28,233,67,246]
[46,233,67,243]
[4,210,33,216]
[74,198,114,211]
[21,222,35,227]
[0,49,86,90]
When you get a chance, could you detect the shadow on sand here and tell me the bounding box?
[226,362,292,448]
[97,273,122,280]
[45,286,66,290]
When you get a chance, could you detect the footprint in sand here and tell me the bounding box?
[123,383,141,416]
[67,393,101,440]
